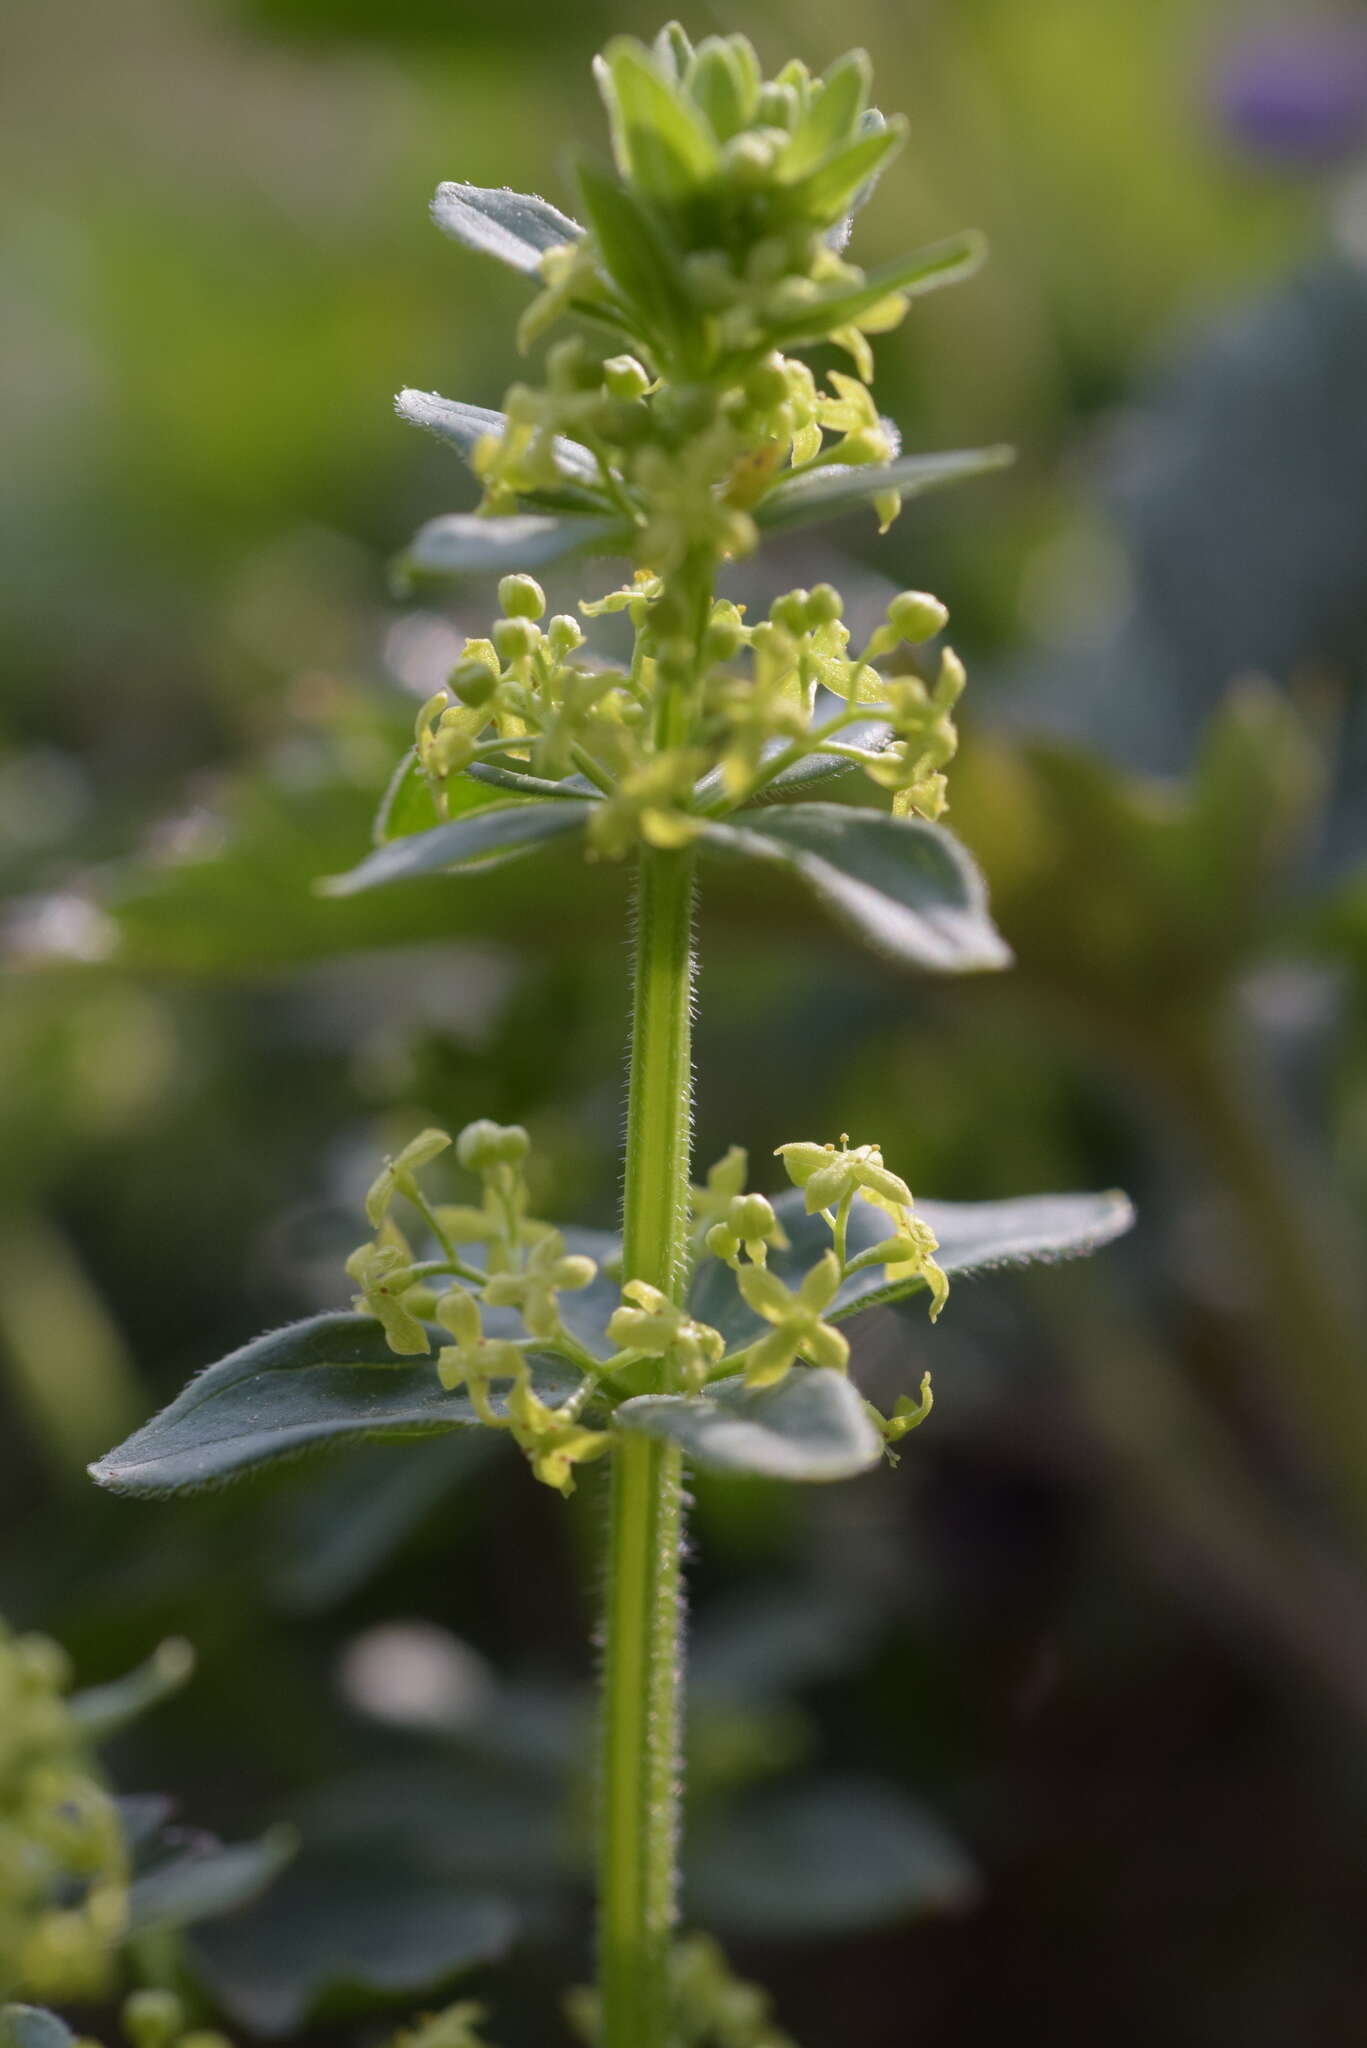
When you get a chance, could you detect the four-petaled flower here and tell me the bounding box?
[736,1250,849,1388]
[775,1137,948,1319]
[364,1127,451,1228]
[346,1237,429,1356]
[482,1230,597,1342]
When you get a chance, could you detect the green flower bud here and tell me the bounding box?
[555,1254,598,1291]
[757,79,800,129]
[603,353,651,400]
[496,573,546,621]
[706,1220,741,1264]
[456,1119,530,1171]
[449,659,498,708]
[743,353,788,409]
[703,616,744,664]
[123,1990,186,2048]
[888,590,949,642]
[769,590,811,636]
[721,131,778,185]
[493,616,540,663]
[807,583,844,626]
[730,1192,777,1243]
[836,424,893,466]
[546,613,586,658]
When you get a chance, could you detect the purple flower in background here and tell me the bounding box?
[1217,20,1367,164]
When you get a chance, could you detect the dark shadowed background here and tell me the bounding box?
[5,1,1367,2042]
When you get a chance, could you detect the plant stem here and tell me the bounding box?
[598,839,697,2048]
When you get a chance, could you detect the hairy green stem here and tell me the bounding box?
[598,839,697,2048]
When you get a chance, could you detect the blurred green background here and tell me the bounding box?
[5,1,1367,2042]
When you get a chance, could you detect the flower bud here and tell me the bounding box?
[603,353,651,400]
[431,721,476,776]
[123,1991,186,2048]
[555,1254,598,1292]
[546,613,586,658]
[837,425,893,466]
[770,589,811,636]
[456,1119,530,1171]
[722,131,779,185]
[806,583,843,626]
[757,80,800,129]
[745,354,790,412]
[449,658,498,707]
[706,1221,741,1263]
[497,573,546,620]
[730,1192,778,1243]
[888,591,949,643]
[493,615,540,662]
[703,616,744,664]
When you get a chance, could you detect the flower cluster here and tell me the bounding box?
[404,573,966,863]
[381,23,992,868]
[481,26,925,554]
[345,1123,947,1483]
[0,1620,128,2003]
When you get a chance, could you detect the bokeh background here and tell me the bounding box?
[5,0,1367,2042]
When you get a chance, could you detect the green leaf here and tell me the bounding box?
[268,1436,501,1613]
[757,443,1009,534]
[128,1826,298,1934]
[1,2012,76,2048]
[292,1755,568,1885]
[617,1369,881,1482]
[691,1187,1136,1348]
[766,231,987,349]
[576,160,695,354]
[373,748,441,844]
[693,707,893,804]
[684,39,757,143]
[466,762,600,802]
[322,800,594,898]
[393,390,605,510]
[786,116,907,222]
[689,1779,980,1937]
[595,38,721,199]
[69,1636,195,1741]
[429,181,582,275]
[87,1312,579,1495]
[827,108,892,253]
[699,804,1011,973]
[781,49,871,178]
[374,755,575,850]
[189,1853,515,2036]
[758,725,894,795]
[402,511,626,582]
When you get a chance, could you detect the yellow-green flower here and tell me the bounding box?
[482,1230,597,1342]
[346,1238,429,1356]
[364,1127,451,1228]
[736,1251,848,1388]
